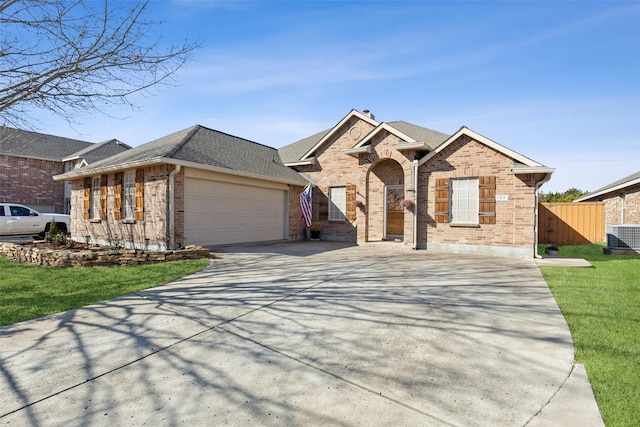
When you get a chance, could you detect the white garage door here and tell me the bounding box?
[184,177,287,246]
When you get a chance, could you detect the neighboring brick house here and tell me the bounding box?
[60,139,132,214]
[575,171,640,225]
[279,109,555,258]
[54,125,309,250]
[0,127,129,213]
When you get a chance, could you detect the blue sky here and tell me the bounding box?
[30,1,639,193]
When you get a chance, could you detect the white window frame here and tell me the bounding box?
[90,176,101,220]
[329,186,347,221]
[123,171,136,220]
[450,178,479,225]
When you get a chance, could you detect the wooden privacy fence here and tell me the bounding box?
[538,202,605,245]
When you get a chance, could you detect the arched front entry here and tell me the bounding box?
[367,159,405,241]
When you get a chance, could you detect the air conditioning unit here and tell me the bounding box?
[607,224,640,249]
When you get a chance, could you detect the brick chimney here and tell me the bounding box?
[362,110,375,120]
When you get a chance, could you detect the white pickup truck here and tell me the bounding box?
[0,203,70,237]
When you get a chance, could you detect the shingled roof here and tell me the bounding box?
[386,121,449,150]
[575,170,640,202]
[62,139,131,164]
[55,125,308,185]
[0,127,93,161]
[278,117,450,164]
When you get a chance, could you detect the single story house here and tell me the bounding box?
[575,171,640,225]
[279,109,554,258]
[54,110,554,257]
[54,125,309,250]
[0,126,129,213]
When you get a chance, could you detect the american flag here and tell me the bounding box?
[299,184,312,228]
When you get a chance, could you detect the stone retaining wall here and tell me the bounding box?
[0,242,210,268]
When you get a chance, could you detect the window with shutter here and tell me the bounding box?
[134,169,144,221]
[123,171,136,220]
[479,176,496,224]
[90,177,101,220]
[435,178,450,223]
[318,188,328,221]
[451,178,479,224]
[345,184,357,221]
[83,178,91,220]
[113,172,123,220]
[100,175,108,220]
[329,187,346,221]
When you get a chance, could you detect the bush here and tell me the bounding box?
[45,219,64,245]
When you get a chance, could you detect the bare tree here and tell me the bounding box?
[0,0,200,128]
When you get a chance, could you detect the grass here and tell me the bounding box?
[0,257,210,326]
[538,243,640,427]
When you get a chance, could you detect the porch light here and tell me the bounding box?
[85,235,91,244]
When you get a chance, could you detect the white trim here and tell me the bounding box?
[299,109,379,160]
[419,127,544,168]
[512,165,556,175]
[284,158,316,167]
[342,146,372,156]
[54,157,308,187]
[352,122,417,150]
[575,177,640,202]
[395,141,428,151]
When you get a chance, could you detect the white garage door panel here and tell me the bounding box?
[184,178,286,246]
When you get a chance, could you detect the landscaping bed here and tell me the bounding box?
[0,241,210,267]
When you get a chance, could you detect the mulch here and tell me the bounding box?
[19,241,93,252]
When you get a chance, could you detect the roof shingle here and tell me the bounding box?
[0,127,93,161]
[57,125,308,185]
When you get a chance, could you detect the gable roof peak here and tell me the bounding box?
[295,109,380,161]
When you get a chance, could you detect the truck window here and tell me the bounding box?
[10,206,32,216]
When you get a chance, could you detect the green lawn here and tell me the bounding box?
[539,244,640,427]
[0,257,209,326]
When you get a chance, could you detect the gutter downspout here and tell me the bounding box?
[534,172,553,258]
[534,181,541,258]
[413,159,419,249]
[168,164,181,250]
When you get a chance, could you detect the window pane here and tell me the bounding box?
[91,177,101,219]
[10,206,31,216]
[451,178,478,224]
[124,171,135,219]
[329,187,346,221]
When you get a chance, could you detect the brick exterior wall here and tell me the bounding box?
[599,184,640,225]
[421,135,538,256]
[294,117,416,244]
[69,164,173,250]
[288,184,306,240]
[293,115,542,257]
[294,117,374,242]
[0,154,65,212]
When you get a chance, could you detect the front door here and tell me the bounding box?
[385,185,404,239]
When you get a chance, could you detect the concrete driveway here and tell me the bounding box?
[1,242,603,426]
